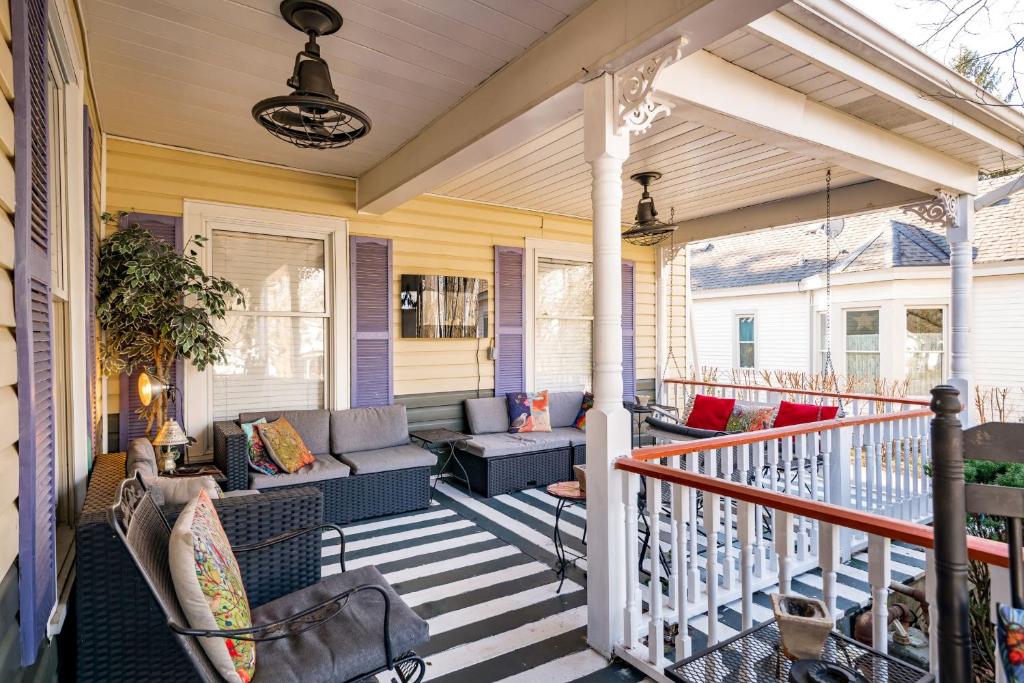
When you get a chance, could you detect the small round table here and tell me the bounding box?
[545,481,587,592]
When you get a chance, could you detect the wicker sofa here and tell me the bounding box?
[214,404,435,523]
[76,452,324,682]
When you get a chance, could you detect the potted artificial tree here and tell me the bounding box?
[97,211,244,464]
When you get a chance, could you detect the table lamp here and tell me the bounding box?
[152,418,190,474]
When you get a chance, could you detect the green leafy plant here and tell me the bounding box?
[97,211,244,437]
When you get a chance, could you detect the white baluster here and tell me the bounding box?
[623,471,641,648]
[853,400,864,511]
[705,491,721,645]
[737,500,755,631]
[672,482,691,659]
[920,414,932,516]
[750,442,766,577]
[818,522,839,621]
[883,406,893,512]
[768,438,780,572]
[865,402,877,512]
[821,429,832,505]
[892,415,903,516]
[868,534,891,656]
[775,509,793,595]
[991,563,1011,683]
[722,447,735,590]
[796,433,809,561]
[687,452,700,600]
[646,474,664,664]
[668,455,679,605]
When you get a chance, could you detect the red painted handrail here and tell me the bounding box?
[663,378,930,407]
[631,408,933,461]
[615,457,1010,568]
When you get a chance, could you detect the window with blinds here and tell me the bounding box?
[535,257,593,392]
[211,231,328,421]
[846,309,880,388]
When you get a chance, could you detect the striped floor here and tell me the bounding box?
[322,482,927,682]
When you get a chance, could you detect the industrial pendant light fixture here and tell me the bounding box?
[252,0,371,150]
[622,172,677,246]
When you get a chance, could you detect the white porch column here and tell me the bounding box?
[584,72,631,657]
[948,193,974,425]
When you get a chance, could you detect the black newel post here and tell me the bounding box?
[930,384,972,682]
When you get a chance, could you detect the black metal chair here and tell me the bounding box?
[931,384,1024,683]
[107,473,428,683]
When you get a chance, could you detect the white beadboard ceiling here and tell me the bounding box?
[81,0,591,177]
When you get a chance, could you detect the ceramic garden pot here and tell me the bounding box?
[771,593,833,660]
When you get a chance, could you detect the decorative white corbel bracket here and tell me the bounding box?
[901,191,958,229]
[614,38,688,135]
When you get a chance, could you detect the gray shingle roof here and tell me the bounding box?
[690,173,1024,291]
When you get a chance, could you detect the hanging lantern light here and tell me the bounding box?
[622,172,677,247]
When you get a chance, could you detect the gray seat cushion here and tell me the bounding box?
[464,396,510,434]
[251,453,350,490]
[331,405,410,454]
[462,427,579,458]
[238,410,330,455]
[253,566,428,683]
[340,444,436,475]
[548,391,585,428]
[125,438,158,478]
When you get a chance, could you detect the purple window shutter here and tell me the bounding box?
[494,246,525,396]
[622,260,636,403]
[350,236,392,407]
[13,0,55,665]
[83,107,97,457]
[117,213,183,447]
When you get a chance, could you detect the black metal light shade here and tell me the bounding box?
[622,171,677,247]
[252,0,371,150]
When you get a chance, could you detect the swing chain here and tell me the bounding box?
[821,169,843,412]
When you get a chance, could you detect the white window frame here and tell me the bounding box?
[733,312,757,370]
[842,306,882,383]
[524,238,593,393]
[183,201,348,458]
[903,304,948,396]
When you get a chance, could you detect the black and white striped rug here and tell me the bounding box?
[321,482,926,682]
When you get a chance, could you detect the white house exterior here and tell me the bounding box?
[690,173,1024,416]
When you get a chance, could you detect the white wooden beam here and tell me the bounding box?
[656,50,979,195]
[747,11,1024,162]
[356,0,790,214]
[673,179,930,241]
[975,175,1024,210]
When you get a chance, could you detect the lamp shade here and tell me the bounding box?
[152,419,190,447]
[137,372,168,407]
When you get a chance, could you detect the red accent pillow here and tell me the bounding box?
[773,401,839,428]
[685,395,736,431]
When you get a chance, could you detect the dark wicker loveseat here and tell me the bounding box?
[214,405,435,523]
[76,452,324,682]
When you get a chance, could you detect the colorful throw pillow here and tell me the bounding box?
[998,604,1024,678]
[240,418,279,475]
[574,392,594,430]
[772,401,840,428]
[507,390,552,433]
[256,418,315,473]
[725,403,775,433]
[169,489,255,683]
[685,394,736,431]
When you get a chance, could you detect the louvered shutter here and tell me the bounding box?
[83,107,97,456]
[350,236,392,407]
[494,246,525,396]
[622,260,636,403]
[13,0,55,665]
[117,214,183,447]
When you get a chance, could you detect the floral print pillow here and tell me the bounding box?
[574,392,594,431]
[725,404,775,433]
[507,390,552,433]
[169,489,255,683]
[256,418,316,473]
[240,418,279,475]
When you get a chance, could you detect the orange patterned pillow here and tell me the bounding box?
[255,418,315,473]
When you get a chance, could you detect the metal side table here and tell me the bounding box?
[545,481,587,593]
[411,428,471,500]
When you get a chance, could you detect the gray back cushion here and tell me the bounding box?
[125,438,158,478]
[237,409,331,454]
[549,391,584,428]
[331,405,409,454]
[465,397,510,434]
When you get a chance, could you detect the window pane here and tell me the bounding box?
[738,316,755,342]
[846,310,879,351]
[906,308,944,394]
[739,342,755,369]
[536,258,593,318]
[213,231,326,313]
[212,315,325,422]
[848,352,880,383]
[535,318,592,392]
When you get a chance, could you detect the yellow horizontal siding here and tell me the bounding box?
[106,138,658,401]
[0,0,13,582]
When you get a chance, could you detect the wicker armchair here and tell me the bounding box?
[108,473,428,682]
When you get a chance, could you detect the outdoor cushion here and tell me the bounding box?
[549,390,585,428]
[464,397,510,434]
[239,410,330,455]
[251,453,350,490]
[241,418,279,475]
[462,428,577,458]
[645,417,726,440]
[125,438,159,478]
[725,402,775,433]
[574,392,594,430]
[685,394,736,431]
[330,405,410,455]
[772,401,839,428]
[507,390,552,433]
[339,444,436,475]
[143,475,222,506]
[257,419,317,473]
[252,566,428,683]
[168,489,255,683]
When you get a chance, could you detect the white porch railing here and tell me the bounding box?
[612,455,1012,682]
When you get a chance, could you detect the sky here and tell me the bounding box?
[850,0,1024,105]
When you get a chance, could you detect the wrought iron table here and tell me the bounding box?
[545,481,587,593]
[665,619,933,683]
[410,428,470,499]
